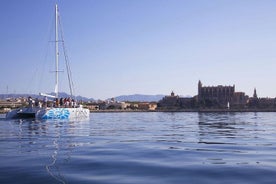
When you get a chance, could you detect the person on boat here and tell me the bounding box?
[65,98,70,108]
[75,99,79,107]
[43,96,47,107]
[34,98,39,107]
[28,96,33,107]
[71,99,75,108]
[64,98,67,107]
[68,97,72,108]
[59,98,64,107]
[55,98,59,107]
[63,98,65,106]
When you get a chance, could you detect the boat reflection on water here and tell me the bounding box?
[14,118,90,184]
[45,124,67,184]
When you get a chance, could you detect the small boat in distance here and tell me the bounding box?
[6,4,90,120]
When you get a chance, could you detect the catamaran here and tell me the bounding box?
[6,4,90,120]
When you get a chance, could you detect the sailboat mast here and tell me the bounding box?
[55,4,59,98]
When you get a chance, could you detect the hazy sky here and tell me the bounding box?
[1,0,276,100]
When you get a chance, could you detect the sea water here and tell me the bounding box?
[0,112,276,184]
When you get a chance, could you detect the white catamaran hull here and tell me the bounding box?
[6,107,89,120]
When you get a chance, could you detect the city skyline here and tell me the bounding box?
[1,0,276,99]
[0,80,270,101]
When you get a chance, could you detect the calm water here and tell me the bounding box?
[1,112,276,184]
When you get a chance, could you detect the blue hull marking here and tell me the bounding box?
[42,108,70,119]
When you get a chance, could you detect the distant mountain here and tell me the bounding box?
[112,94,165,102]
[0,92,94,102]
[48,92,95,102]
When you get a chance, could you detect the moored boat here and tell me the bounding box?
[6,4,89,120]
[6,105,89,120]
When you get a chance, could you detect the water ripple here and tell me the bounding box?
[1,112,276,183]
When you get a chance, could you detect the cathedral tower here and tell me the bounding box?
[198,80,202,100]
[253,88,258,98]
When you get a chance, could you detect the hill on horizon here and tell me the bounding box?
[111,94,165,102]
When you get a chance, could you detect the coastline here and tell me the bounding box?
[2,108,276,115]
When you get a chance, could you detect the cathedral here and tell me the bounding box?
[197,80,235,107]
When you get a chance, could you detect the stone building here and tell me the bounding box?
[258,98,276,108]
[158,91,179,109]
[248,88,276,109]
[232,92,248,108]
[248,88,259,108]
[137,102,158,110]
[197,80,248,108]
[158,91,195,109]
[197,80,235,107]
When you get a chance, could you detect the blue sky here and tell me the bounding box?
[1,0,276,100]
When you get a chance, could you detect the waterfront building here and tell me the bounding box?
[248,88,276,109]
[248,88,259,108]
[137,102,157,110]
[197,80,235,107]
[158,91,179,107]
[158,91,180,109]
[232,92,248,108]
[158,91,195,109]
